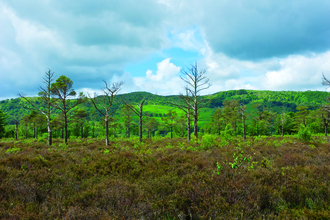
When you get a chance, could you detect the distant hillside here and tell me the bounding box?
[1,90,329,123]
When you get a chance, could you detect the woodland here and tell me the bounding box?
[0,66,330,219]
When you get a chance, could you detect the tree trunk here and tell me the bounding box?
[128,126,130,138]
[325,119,328,137]
[242,115,246,141]
[256,121,259,137]
[34,124,36,138]
[105,119,109,146]
[64,113,68,144]
[81,125,83,138]
[36,127,38,140]
[47,119,52,146]
[92,122,95,138]
[15,124,18,140]
[282,121,284,137]
[139,114,143,143]
[194,106,198,138]
[170,126,173,139]
[187,110,191,142]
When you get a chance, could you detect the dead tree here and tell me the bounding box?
[19,69,56,145]
[180,63,211,138]
[89,81,123,146]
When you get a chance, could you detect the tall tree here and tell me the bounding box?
[19,69,56,145]
[180,63,211,138]
[89,81,123,146]
[50,75,86,144]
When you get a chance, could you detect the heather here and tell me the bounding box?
[1,136,330,219]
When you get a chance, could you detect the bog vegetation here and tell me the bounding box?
[0,67,330,219]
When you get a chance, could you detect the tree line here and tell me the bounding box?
[1,66,330,145]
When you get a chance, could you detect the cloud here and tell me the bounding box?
[146,58,181,82]
[162,0,330,60]
[132,58,183,95]
[0,0,330,100]
[0,0,169,99]
[196,45,330,94]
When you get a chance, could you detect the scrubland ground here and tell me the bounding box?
[0,135,330,219]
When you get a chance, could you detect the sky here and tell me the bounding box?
[0,0,330,100]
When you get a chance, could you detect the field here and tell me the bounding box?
[0,135,330,219]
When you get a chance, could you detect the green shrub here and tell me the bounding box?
[6,146,20,153]
[297,124,312,142]
[201,134,218,150]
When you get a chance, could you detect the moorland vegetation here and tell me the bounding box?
[1,66,330,219]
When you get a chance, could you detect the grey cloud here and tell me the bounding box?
[200,0,330,60]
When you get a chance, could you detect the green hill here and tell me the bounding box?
[1,89,329,128]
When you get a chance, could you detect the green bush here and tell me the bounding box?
[221,124,234,141]
[201,134,218,150]
[297,124,312,142]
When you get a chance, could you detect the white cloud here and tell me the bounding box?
[196,44,330,94]
[132,58,183,95]
[146,58,181,82]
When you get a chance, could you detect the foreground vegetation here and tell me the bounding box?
[1,135,330,219]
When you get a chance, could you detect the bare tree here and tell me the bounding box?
[179,63,211,138]
[19,69,56,145]
[89,81,123,146]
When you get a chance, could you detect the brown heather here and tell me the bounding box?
[0,136,330,219]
